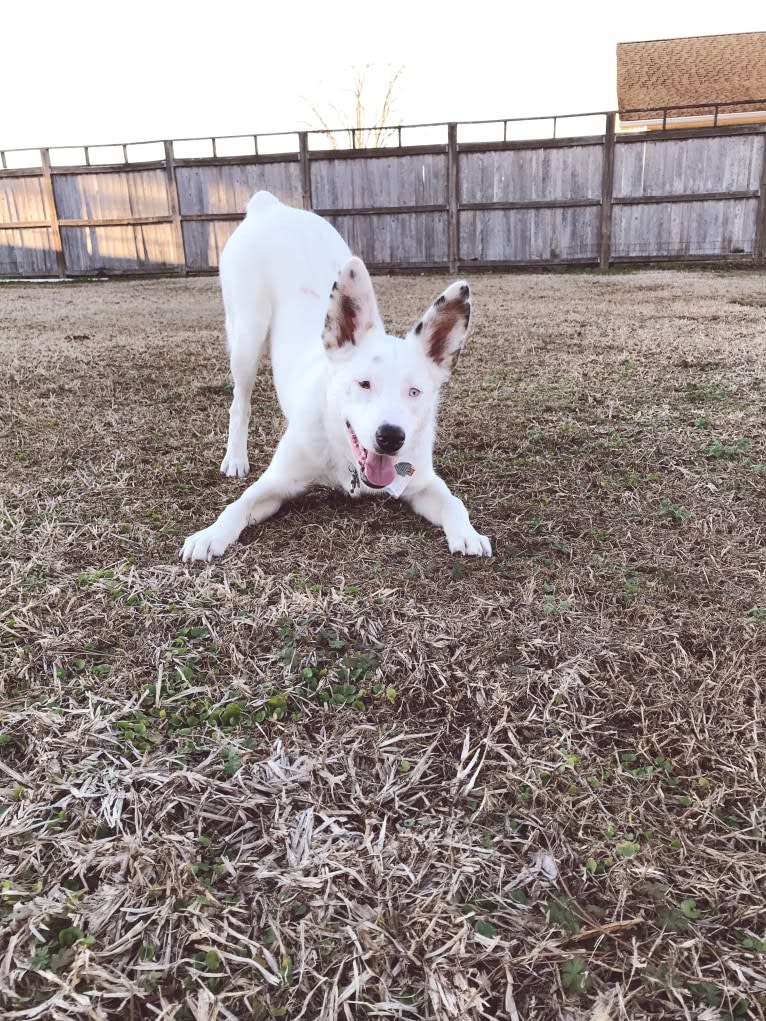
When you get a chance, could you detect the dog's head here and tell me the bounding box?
[322,257,472,489]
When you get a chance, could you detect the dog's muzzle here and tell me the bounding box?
[346,421,400,488]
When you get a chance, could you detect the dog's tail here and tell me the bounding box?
[245,190,281,218]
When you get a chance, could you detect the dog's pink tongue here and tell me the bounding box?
[365,452,398,487]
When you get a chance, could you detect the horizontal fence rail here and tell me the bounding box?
[1,102,765,277]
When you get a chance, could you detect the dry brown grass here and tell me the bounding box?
[1,269,765,1020]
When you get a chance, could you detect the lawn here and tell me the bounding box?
[1,269,765,1020]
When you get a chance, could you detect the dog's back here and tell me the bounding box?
[220,191,350,333]
[216,193,353,475]
[219,193,351,416]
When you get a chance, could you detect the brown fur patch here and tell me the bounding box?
[339,295,359,345]
[427,296,470,366]
[323,291,360,349]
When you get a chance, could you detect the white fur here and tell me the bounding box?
[181,192,492,562]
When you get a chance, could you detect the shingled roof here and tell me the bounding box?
[617,31,766,122]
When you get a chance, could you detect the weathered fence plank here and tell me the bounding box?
[754,135,766,265]
[1,118,764,276]
[299,133,312,211]
[164,141,186,272]
[311,152,448,210]
[460,207,601,263]
[0,228,57,275]
[600,113,616,269]
[40,149,65,277]
[459,144,603,204]
[326,212,448,268]
[448,124,458,273]
[175,162,301,215]
[613,134,762,197]
[183,220,239,272]
[53,169,170,220]
[611,198,758,258]
[61,223,179,274]
[0,175,49,224]
[0,174,58,275]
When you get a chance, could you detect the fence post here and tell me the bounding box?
[163,141,186,274]
[40,148,66,278]
[447,123,458,273]
[754,130,766,266]
[299,132,312,211]
[599,112,616,271]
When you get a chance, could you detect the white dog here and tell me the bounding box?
[181,191,491,562]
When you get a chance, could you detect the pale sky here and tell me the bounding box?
[3,0,764,152]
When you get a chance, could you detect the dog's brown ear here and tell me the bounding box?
[412,281,471,373]
[322,257,383,351]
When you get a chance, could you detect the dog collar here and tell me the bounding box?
[348,461,415,498]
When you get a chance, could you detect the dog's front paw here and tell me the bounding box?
[181,526,233,563]
[220,453,250,477]
[447,528,492,557]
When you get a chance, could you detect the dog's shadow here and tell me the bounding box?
[237,486,416,549]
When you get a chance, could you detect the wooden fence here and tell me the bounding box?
[1,108,765,277]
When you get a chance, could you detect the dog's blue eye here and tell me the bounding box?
[409,387,421,398]
[358,380,371,390]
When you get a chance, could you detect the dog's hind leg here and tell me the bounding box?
[220,311,269,477]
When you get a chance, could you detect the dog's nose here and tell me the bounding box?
[376,423,405,455]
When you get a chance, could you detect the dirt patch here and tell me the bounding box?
[1,270,765,1020]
